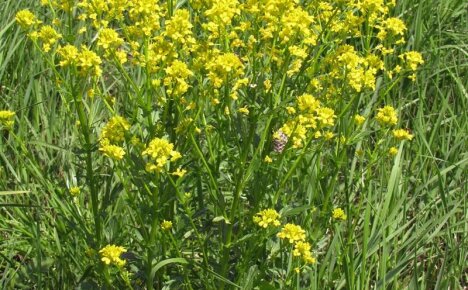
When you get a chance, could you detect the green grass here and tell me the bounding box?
[0,0,467,289]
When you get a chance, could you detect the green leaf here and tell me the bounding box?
[152,258,189,275]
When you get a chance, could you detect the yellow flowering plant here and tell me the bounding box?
[9,0,430,288]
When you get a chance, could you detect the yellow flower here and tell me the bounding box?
[253,209,281,228]
[69,186,80,196]
[399,51,424,71]
[377,17,406,40]
[316,107,336,127]
[264,155,273,163]
[206,53,244,88]
[375,106,398,126]
[263,79,272,91]
[389,146,399,156]
[238,107,249,115]
[286,106,296,115]
[332,208,347,221]
[142,138,181,173]
[205,0,240,25]
[171,168,187,177]
[392,129,414,141]
[99,244,127,267]
[164,60,193,96]
[0,110,15,120]
[77,46,102,77]
[165,9,194,45]
[98,28,123,50]
[36,25,62,52]
[354,114,366,125]
[0,110,15,130]
[99,144,126,160]
[277,223,306,243]
[100,116,130,144]
[293,241,316,264]
[297,94,319,113]
[161,220,173,230]
[57,44,79,67]
[324,131,334,140]
[15,9,41,29]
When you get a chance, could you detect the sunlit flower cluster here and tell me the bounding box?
[393,129,414,141]
[293,241,316,264]
[276,94,336,148]
[0,110,15,130]
[277,223,306,244]
[15,9,41,29]
[332,208,347,221]
[142,138,182,173]
[375,106,398,126]
[69,186,80,196]
[253,209,281,228]
[98,116,130,161]
[99,244,127,267]
[277,223,316,265]
[161,220,173,230]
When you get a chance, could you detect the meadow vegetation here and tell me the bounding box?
[0,0,467,289]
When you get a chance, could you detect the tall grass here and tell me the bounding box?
[0,0,466,289]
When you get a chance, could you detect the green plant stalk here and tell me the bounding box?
[147,175,160,289]
[219,113,275,288]
[72,82,102,247]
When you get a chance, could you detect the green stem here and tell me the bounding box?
[73,83,102,247]
[147,176,160,289]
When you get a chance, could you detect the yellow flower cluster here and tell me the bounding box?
[399,51,424,71]
[204,0,240,29]
[354,114,366,125]
[161,220,173,230]
[399,51,424,80]
[164,60,193,96]
[100,116,130,143]
[277,223,306,244]
[164,9,195,48]
[326,45,382,92]
[377,17,407,41]
[0,110,15,130]
[57,45,102,77]
[277,223,316,265]
[293,241,316,264]
[277,94,336,148]
[393,129,414,141]
[171,168,187,177]
[253,209,281,228]
[375,106,398,126]
[98,116,130,161]
[254,209,316,265]
[98,28,123,51]
[332,208,347,221]
[389,146,399,156]
[99,143,126,161]
[29,25,62,52]
[69,186,80,196]
[15,9,41,29]
[99,244,127,267]
[206,53,244,88]
[142,138,182,173]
